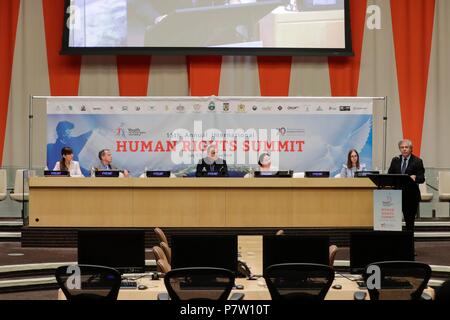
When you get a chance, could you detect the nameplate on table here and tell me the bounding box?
[44,170,70,177]
[205,171,223,177]
[254,171,293,178]
[354,171,380,178]
[305,171,330,178]
[95,170,120,178]
[146,171,171,178]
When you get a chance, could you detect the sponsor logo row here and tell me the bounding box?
[51,102,368,113]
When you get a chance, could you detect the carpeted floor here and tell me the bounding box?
[0,290,58,300]
[2,241,450,267]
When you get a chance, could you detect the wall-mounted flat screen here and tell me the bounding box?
[62,0,352,56]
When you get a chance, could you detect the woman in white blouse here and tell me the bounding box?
[244,153,279,178]
[53,147,83,177]
[340,149,366,178]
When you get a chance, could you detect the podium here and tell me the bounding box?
[368,174,421,232]
[368,174,418,190]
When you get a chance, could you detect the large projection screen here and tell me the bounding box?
[62,0,353,56]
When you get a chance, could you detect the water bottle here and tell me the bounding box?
[249,166,254,178]
[90,166,95,178]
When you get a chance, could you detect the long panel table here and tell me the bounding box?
[29,177,375,228]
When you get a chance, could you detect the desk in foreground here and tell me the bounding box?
[29,178,375,228]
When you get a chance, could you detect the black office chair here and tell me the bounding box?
[55,265,121,301]
[362,261,432,300]
[154,227,169,246]
[161,267,243,301]
[435,280,450,301]
[264,263,335,300]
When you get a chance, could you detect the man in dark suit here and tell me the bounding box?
[388,139,425,232]
[95,149,129,177]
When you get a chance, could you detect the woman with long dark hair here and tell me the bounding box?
[340,149,366,178]
[53,147,83,177]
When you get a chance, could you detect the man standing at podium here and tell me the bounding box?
[388,139,425,232]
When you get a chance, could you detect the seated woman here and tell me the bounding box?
[340,149,366,178]
[257,153,278,172]
[196,144,228,177]
[245,153,279,177]
[53,147,83,177]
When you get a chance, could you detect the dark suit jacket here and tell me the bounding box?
[388,154,425,215]
[196,158,228,177]
[388,154,425,184]
[94,163,119,171]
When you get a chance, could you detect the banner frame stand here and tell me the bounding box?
[28,95,388,172]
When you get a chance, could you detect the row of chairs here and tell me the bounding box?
[55,228,448,301]
[146,228,431,300]
[0,169,29,202]
[153,227,172,274]
[152,228,339,275]
[55,261,439,301]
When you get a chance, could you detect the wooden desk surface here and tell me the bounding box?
[29,177,375,228]
[30,177,376,188]
[56,275,369,300]
[57,276,435,301]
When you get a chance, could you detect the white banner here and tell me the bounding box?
[46,96,374,177]
[373,190,403,231]
[47,96,373,115]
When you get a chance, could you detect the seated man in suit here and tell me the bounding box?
[388,139,425,232]
[95,149,129,177]
[196,144,229,177]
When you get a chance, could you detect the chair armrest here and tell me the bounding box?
[353,291,367,300]
[157,293,170,300]
[421,292,432,300]
[229,293,245,300]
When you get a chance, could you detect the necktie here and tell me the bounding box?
[401,158,407,174]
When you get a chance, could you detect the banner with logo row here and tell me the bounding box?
[47,96,374,177]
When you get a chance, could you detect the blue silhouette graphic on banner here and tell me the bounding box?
[47,121,93,176]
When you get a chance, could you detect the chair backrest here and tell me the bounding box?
[329,245,338,267]
[0,169,6,194]
[419,183,428,194]
[153,246,168,263]
[264,263,335,300]
[55,264,121,301]
[164,267,235,301]
[157,258,172,274]
[160,241,172,264]
[154,227,169,246]
[13,169,27,194]
[439,171,450,193]
[362,261,432,300]
[419,183,433,201]
[274,230,337,267]
[435,280,450,301]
